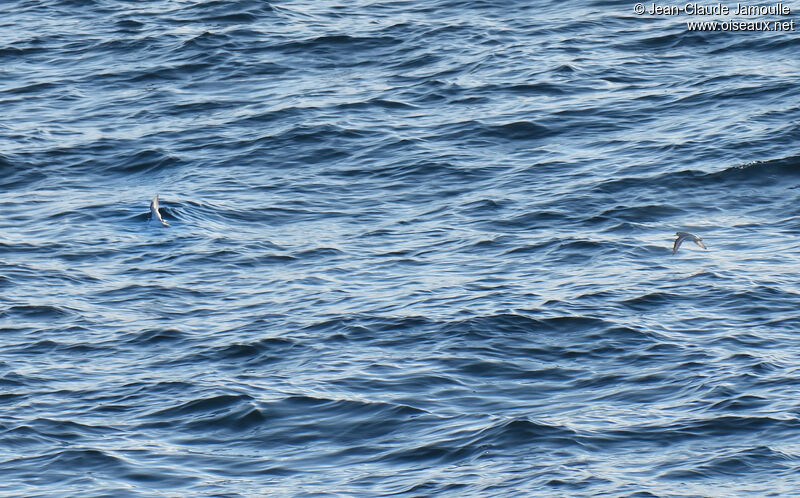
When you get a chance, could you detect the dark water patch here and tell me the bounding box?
[121,380,196,399]
[492,210,570,231]
[361,158,485,183]
[231,105,307,127]
[296,247,345,259]
[278,34,399,57]
[711,33,800,54]
[584,325,662,346]
[183,337,298,367]
[621,292,679,311]
[165,99,239,116]
[599,221,650,234]
[27,418,119,439]
[246,123,385,155]
[0,448,129,476]
[459,197,510,213]
[660,446,796,480]
[708,333,771,350]
[386,52,442,72]
[597,204,685,222]
[611,415,800,447]
[111,148,183,175]
[1,81,59,95]
[169,0,274,20]
[555,238,606,252]
[204,251,297,267]
[124,328,187,345]
[179,404,269,433]
[387,417,579,467]
[763,316,800,329]
[443,313,610,340]
[440,120,558,142]
[381,439,476,466]
[0,275,13,289]
[624,29,718,51]
[178,31,236,52]
[545,475,614,492]
[13,139,164,178]
[146,393,429,445]
[7,339,62,354]
[145,393,255,421]
[93,63,206,85]
[335,371,467,395]
[0,371,32,388]
[441,357,527,379]
[171,198,341,226]
[90,35,172,57]
[0,305,75,320]
[0,153,16,177]
[0,45,49,60]
[180,12,261,24]
[114,19,144,30]
[0,423,54,449]
[303,315,435,338]
[44,204,111,224]
[0,392,24,403]
[96,284,173,300]
[707,394,770,412]
[460,234,515,254]
[592,155,800,200]
[500,82,570,95]
[332,97,418,112]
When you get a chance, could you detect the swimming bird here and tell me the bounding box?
[150,194,169,227]
[672,232,706,254]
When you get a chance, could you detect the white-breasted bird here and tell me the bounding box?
[150,194,169,227]
[672,231,706,254]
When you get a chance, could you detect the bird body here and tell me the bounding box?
[673,231,705,254]
[150,194,169,227]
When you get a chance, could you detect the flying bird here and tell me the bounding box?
[672,232,706,254]
[150,194,169,227]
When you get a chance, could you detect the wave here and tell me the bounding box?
[3,0,800,494]
[0,305,75,320]
[437,119,558,142]
[594,154,800,197]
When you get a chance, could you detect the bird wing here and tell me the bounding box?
[672,235,685,254]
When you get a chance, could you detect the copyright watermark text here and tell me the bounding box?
[633,2,795,30]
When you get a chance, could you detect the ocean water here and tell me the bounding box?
[2,0,800,495]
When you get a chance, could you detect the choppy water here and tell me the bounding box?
[2,0,800,495]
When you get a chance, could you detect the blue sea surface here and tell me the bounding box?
[2,0,800,495]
